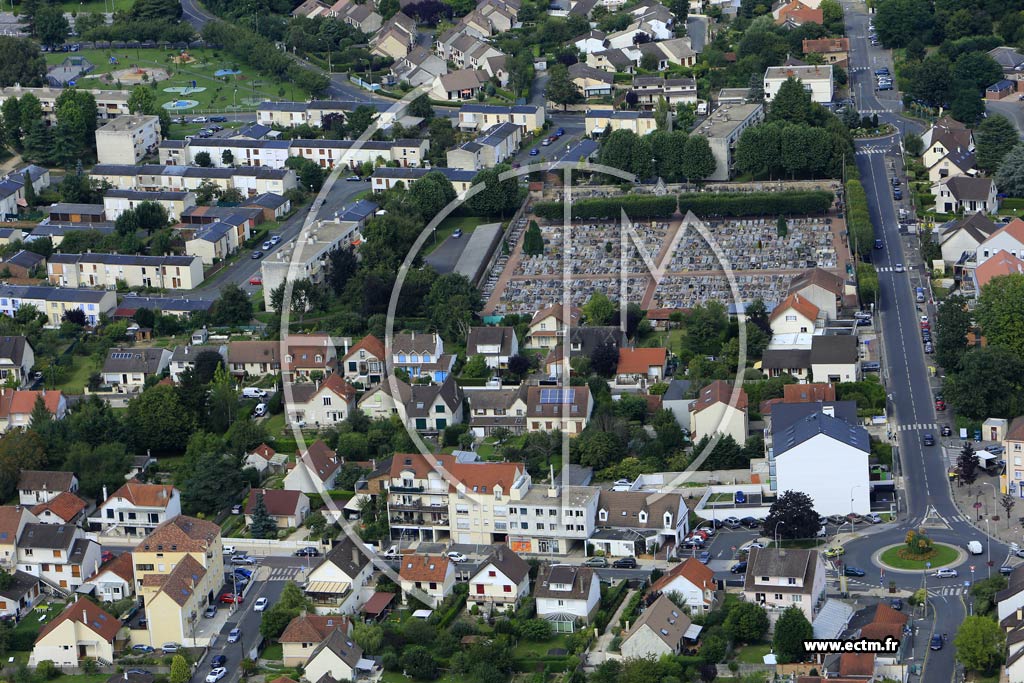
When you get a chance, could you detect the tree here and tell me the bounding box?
[126,384,196,453]
[906,54,953,108]
[213,283,253,326]
[767,77,813,124]
[425,273,482,343]
[680,135,717,182]
[873,0,933,47]
[28,394,51,429]
[181,451,244,515]
[249,491,278,539]
[952,52,1003,92]
[773,605,812,663]
[583,292,616,326]
[285,157,325,192]
[943,346,1024,419]
[590,341,620,377]
[400,645,439,680]
[207,363,238,434]
[169,655,190,683]
[222,149,234,166]
[954,615,1005,673]
[1003,494,1016,528]
[724,602,769,643]
[0,429,45,501]
[956,442,980,487]
[345,105,377,138]
[325,246,358,296]
[408,171,456,221]
[0,38,45,88]
[127,85,158,115]
[976,274,1024,357]
[970,576,1008,618]
[408,94,434,120]
[763,490,820,540]
[195,151,212,167]
[34,6,67,47]
[950,88,984,126]
[466,165,520,217]
[546,63,581,109]
[936,295,971,373]
[506,354,530,380]
[996,143,1024,197]
[62,442,131,499]
[522,220,544,256]
[353,622,385,652]
[462,354,489,379]
[976,114,1018,174]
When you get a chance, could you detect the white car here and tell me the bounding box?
[920,315,929,324]
[445,551,468,563]
[254,597,269,612]
[932,568,958,578]
[207,668,227,683]
[269,235,281,245]
[222,545,236,555]
[740,541,766,552]
[895,263,904,272]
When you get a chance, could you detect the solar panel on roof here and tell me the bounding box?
[539,388,574,404]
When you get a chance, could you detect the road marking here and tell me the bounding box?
[896,423,939,431]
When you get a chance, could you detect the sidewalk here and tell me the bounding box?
[586,588,635,668]
[947,469,1023,549]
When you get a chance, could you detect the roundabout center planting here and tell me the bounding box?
[877,529,959,570]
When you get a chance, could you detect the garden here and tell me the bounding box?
[878,528,960,569]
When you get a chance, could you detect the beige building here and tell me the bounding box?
[691,102,764,181]
[304,536,374,614]
[262,219,360,311]
[620,593,691,659]
[526,304,582,350]
[466,545,531,613]
[48,253,204,290]
[30,599,119,667]
[690,380,749,445]
[399,554,456,607]
[280,613,352,666]
[764,65,834,104]
[457,104,546,133]
[95,115,162,165]
[103,189,195,222]
[303,629,366,683]
[585,108,657,136]
[0,86,129,123]
[524,385,593,435]
[138,554,208,647]
[0,285,116,327]
[742,547,827,621]
[227,340,281,378]
[90,164,297,197]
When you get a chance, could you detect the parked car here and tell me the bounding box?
[203,605,217,618]
[698,551,711,564]
[231,504,242,515]
[844,567,866,577]
[254,597,269,612]
[241,388,266,399]
[986,445,1006,455]
[680,537,705,549]
[227,628,241,643]
[827,515,846,525]
[740,517,759,528]
[210,655,226,668]
[846,513,863,525]
[890,598,903,610]
[210,115,227,122]
[161,643,179,654]
[234,567,252,579]
[529,148,539,156]
[294,547,320,557]
[866,513,883,524]
[191,116,208,123]
[932,568,958,578]
[101,550,114,563]
[722,517,742,529]
[207,668,228,683]
[248,275,263,286]
[613,557,638,569]
[583,556,608,567]
[730,561,747,574]
[269,235,281,245]
[941,425,952,436]
[345,175,361,181]
[132,645,155,654]
[935,398,945,410]
[262,241,273,250]
[1001,566,1015,576]
[445,551,468,563]
[251,251,263,259]
[220,592,243,604]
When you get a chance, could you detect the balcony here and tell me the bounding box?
[389,502,448,513]
[389,485,425,493]
[390,516,450,526]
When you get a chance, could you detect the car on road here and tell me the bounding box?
[207,668,228,683]
[698,551,711,564]
[895,263,904,272]
[613,557,638,569]
[555,127,565,136]
[1002,566,1016,575]
[191,116,208,123]
[730,561,747,573]
[251,251,263,259]
[843,567,866,577]
[541,138,551,146]
[452,229,463,239]
[262,241,273,250]
[935,398,945,410]
[873,239,883,249]
[234,567,253,579]
[220,592,243,604]
[249,275,262,286]
[210,115,228,122]
[228,628,241,643]
[445,551,468,563]
[162,643,179,654]
[824,547,845,558]
[345,175,361,181]
[126,671,151,676]
[210,655,226,668]
[132,645,155,654]
[930,634,943,650]
[203,605,217,618]
[231,554,256,565]
[932,568,958,578]
[866,513,883,524]
[254,597,269,612]
[722,517,742,529]
[941,425,952,436]
[529,148,539,156]
[922,433,935,446]
[890,598,902,610]
[583,556,608,567]
[295,547,320,557]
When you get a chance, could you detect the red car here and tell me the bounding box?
[248,275,262,286]
[220,593,243,604]
[935,399,946,411]
[100,551,114,564]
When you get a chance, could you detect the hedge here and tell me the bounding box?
[533,195,678,220]
[595,580,629,632]
[676,190,834,217]
[618,590,645,630]
[845,178,873,257]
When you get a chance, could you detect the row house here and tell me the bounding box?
[102,188,195,222]
[457,104,546,134]
[0,286,115,327]
[159,137,429,170]
[47,253,204,290]
[466,385,528,437]
[168,344,228,382]
[370,167,477,198]
[261,220,362,312]
[446,122,522,171]
[0,86,129,122]
[89,164,297,197]
[371,12,417,60]
[392,46,448,87]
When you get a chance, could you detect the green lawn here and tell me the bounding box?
[879,543,959,569]
[262,642,283,662]
[423,215,489,256]
[734,643,772,664]
[513,635,569,658]
[60,0,135,13]
[44,47,311,113]
[50,355,95,393]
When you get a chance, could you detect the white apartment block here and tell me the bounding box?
[95,115,162,165]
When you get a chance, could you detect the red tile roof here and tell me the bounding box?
[31,492,86,523]
[692,380,748,413]
[769,293,819,323]
[616,347,667,374]
[279,614,351,643]
[0,389,63,418]
[0,506,25,544]
[390,452,524,493]
[400,554,450,582]
[976,250,1024,288]
[106,482,176,508]
[245,489,306,517]
[782,383,835,403]
[344,334,385,361]
[92,551,134,584]
[988,217,1024,245]
[249,443,276,462]
[295,440,340,482]
[838,652,874,676]
[35,598,119,644]
[650,557,715,593]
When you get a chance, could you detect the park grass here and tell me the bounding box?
[879,543,959,570]
[422,215,488,256]
[60,0,135,13]
[261,642,283,662]
[734,643,772,664]
[44,47,310,113]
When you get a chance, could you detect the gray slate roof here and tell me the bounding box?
[774,410,870,455]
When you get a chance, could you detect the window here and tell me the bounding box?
[435,405,445,414]
[787,577,796,585]
[503,585,512,593]
[323,396,332,406]
[774,593,783,600]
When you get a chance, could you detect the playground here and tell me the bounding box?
[43,47,312,112]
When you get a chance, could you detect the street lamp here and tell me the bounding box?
[773,521,785,549]
[980,481,998,518]
[985,518,993,578]
[849,484,864,535]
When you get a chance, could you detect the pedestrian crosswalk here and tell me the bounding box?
[266,566,303,581]
[875,266,905,273]
[928,586,966,598]
[855,147,890,155]
[896,423,939,432]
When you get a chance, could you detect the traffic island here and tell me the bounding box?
[875,543,964,572]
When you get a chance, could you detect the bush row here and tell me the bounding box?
[845,178,873,257]
[532,195,679,220]
[677,190,835,217]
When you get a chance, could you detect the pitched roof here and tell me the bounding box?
[941,175,993,201]
[0,336,29,365]
[809,334,857,364]
[940,212,997,246]
[692,380,748,413]
[976,250,1024,288]
[0,389,63,419]
[249,443,277,462]
[309,628,363,669]
[153,554,207,606]
[788,267,845,296]
[400,554,450,582]
[616,347,667,374]
[18,522,76,549]
[0,570,38,602]
[650,557,715,593]
[315,535,371,579]
[288,374,357,406]
[102,347,166,374]
[35,598,119,644]
[530,304,582,328]
[295,440,340,482]
[228,340,281,365]
[623,593,691,650]
[743,547,818,594]
[106,482,176,508]
[31,492,86,523]
[477,544,530,583]
[343,334,385,361]
[802,37,848,53]
[245,489,306,517]
[770,292,819,322]
[838,652,874,676]
[534,564,595,600]
[135,515,220,553]
[466,327,517,357]
[0,506,25,544]
[18,470,75,493]
[597,490,684,529]
[92,551,134,583]
[782,383,835,403]
[774,410,869,454]
[279,613,351,644]
[525,385,591,419]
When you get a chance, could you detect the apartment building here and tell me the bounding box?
[457,104,546,133]
[585,109,658,136]
[103,189,195,222]
[95,115,162,165]
[691,102,764,181]
[0,285,116,326]
[47,253,204,290]
[261,220,360,311]
[159,137,429,170]
[0,86,130,122]
[90,164,297,197]
[763,65,834,104]
[369,167,477,198]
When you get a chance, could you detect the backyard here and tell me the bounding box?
[45,48,312,113]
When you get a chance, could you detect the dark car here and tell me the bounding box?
[942,425,953,436]
[923,433,935,446]
[295,547,320,557]
[844,566,866,577]
[740,517,759,529]
[211,655,227,668]
[698,551,711,564]
[874,238,883,249]
[730,561,747,574]
[612,557,638,569]
[1002,565,1016,575]
[251,251,263,259]
[890,598,903,611]
[930,634,943,650]
[210,115,228,122]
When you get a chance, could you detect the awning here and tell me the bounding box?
[75,582,96,595]
[15,198,26,207]
[684,624,702,640]
[356,658,376,671]
[305,581,350,595]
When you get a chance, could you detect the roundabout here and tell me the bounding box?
[874,542,965,573]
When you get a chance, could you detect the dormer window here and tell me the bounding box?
[598,509,607,521]
[664,512,672,528]
[638,511,647,524]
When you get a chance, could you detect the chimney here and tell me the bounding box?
[102,485,108,502]
[1018,608,1022,622]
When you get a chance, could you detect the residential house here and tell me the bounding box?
[770,293,820,334]
[466,327,520,370]
[0,250,44,278]
[787,267,845,320]
[591,490,688,557]
[244,443,287,474]
[0,506,38,568]
[927,147,977,183]
[649,558,717,613]
[772,411,870,515]
[975,249,1024,289]
[31,493,86,526]
[391,332,452,381]
[0,570,40,620]
[430,69,489,101]
[988,45,1024,72]
[18,471,78,506]
[573,29,607,54]
[280,613,353,666]
[932,176,1000,215]
[137,554,208,648]
[0,389,67,433]
[16,523,101,594]
[534,564,601,632]
[545,327,626,378]
[615,347,668,387]
[86,553,134,603]
[457,104,545,134]
[446,122,522,171]
[938,213,998,264]
[284,334,338,380]
[923,118,975,169]
[101,347,171,391]
[526,305,582,350]
[302,629,367,683]
[284,441,341,494]
[763,66,833,104]
[89,483,182,539]
[467,545,531,613]
[620,593,692,659]
[399,554,455,607]
[393,46,448,87]
[227,340,281,378]
[0,336,33,387]
[245,489,310,529]
[801,37,849,66]
[810,335,859,383]
[568,63,614,97]
[304,536,375,614]
[742,547,827,621]
[632,76,698,106]
[1001,417,1024,498]
[773,0,823,25]
[286,374,358,428]
[0,285,116,327]
[358,377,411,420]
[524,385,593,435]
[167,344,228,383]
[466,385,529,437]
[689,380,749,445]
[30,598,118,667]
[403,377,465,434]
[585,109,658,136]
[975,218,1024,267]
[372,12,417,60]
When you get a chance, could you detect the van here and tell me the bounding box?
[968,540,984,555]
[242,387,266,399]
[253,403,267,417]
[916,287,925,303]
